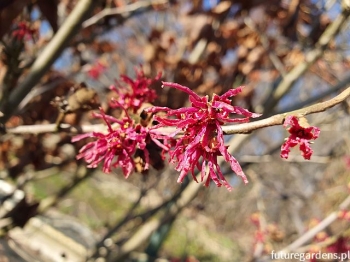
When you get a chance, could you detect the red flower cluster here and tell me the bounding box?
[338,210,350,221]
[110,68,160,113]
[344,156,350,170]
[308,218,350,261]
[74,69,325,191]
[72,107,169,178]
[87,62,106,80]
[147,82,261,191]
[73,69,169,177]
[280,116,320,160]
[12,22,36,41]
[326,237,350,255]
[250,213,284,254]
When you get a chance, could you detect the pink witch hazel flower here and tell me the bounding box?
[72,106,169,178]
[12,21,36,41]
[87,61,107,80]
[110,68,160,113]
[280,115,320,160]
[146,82,261,191]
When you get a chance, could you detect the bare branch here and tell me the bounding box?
[244,17,287,77]
[263,1,350,114]
[109,135,249,260]
[240,154,330,163]
[37,165,93,214]
[277,194,350,254]
[280,73,350,113]
[7,123,106,134]
[7,86,350,135]
[0,0,96,124]
[82,0,169,28]
[222,86,350,134]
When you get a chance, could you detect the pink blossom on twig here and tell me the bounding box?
[12,22,36,41]
[87,62,107,80]
[280,116,320,160]
[147,82,261,191]
[110,67,160,113]
[72,107,169,177]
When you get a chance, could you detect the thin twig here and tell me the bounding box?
[0,0,96,124]
[277,195,350,254]
[244,17,287,77]
[88,188,148,260]
[37,165,94,214]
[280,73,350,113]
[295,234,340,253]
[263,0,350,114]
[18,74,75,111]
[7,123,106,134]
[82,0,169,28]
[240,154,330,163]
[109,135,249,260]
[253,190,268,258]
[6,86,350,135]
[222,86,350,134]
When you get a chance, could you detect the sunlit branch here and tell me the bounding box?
[107,138,246,260]
[244,17,287,77]
[222,86,350,134]
[0,0,96,124]
[6,86,350,135]
[82,0,169,28]
[263,0,350,114]
[239,154,330,164]
[7,123,106,134]
[280,74,350,113]
[277,194,350,254]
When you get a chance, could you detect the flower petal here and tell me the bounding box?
[162,82,201,101]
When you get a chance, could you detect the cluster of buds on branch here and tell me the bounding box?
[306,217,350,259]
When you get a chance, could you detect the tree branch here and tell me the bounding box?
[109,135,249,260]
[82,0,169,28]
[277,194,350,254]
[263,0,350,114]
[7,123,106,134]
[279,73,350,113]
[7,86,350,135]
[244,17,287,77]
[223,86,350,134]
[0,0,96,124]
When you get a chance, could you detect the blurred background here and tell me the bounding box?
[0,0,350,261]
